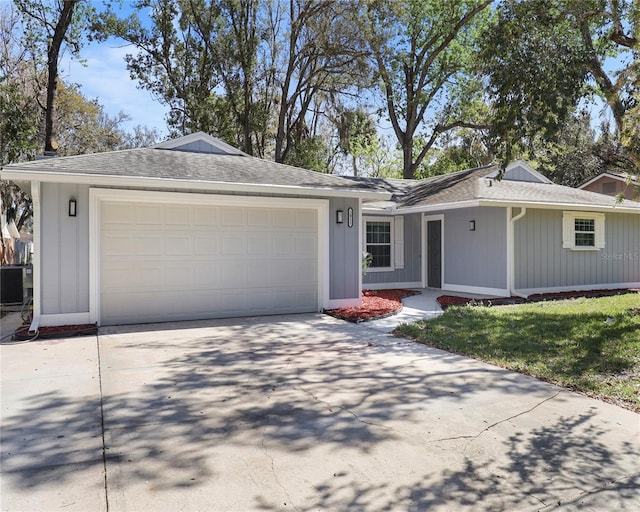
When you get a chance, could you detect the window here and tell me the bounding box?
[363,216,405,271]
[562,212,605,250]
[602,181,617,195]
[366,220,393,269]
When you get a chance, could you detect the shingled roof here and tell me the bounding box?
[1,137,387,199]
[360,165,640,212]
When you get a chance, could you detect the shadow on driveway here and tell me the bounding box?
[1,314,638,511]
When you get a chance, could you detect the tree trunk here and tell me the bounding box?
[44,1,77,153]
[402,137,414,179]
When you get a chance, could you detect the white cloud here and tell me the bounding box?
[61,40,169,137]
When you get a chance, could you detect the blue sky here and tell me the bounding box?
[62,38,170,138]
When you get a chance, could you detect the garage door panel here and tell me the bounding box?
[166,206,191,225]
[221,236,244,255]
[220,207,244,226]
[166,237,191,256]
[247,208,270,227]
[296,210,317,228]
[135,205,164,225]
[100,200,319,325]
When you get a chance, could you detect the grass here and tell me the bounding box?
[393,294,640,412]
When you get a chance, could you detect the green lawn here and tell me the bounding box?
[394,294,640,412]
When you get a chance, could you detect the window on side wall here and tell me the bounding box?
[562,212,605,250]
[364,218,393,270]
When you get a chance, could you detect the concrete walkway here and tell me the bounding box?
[365,288,496,332]
[1,314,639,511]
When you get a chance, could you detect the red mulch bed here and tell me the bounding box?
[325,289,420,323]
[437,288,639,310]
[12,323,97,341]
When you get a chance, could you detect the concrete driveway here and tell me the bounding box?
[1,314,639,511]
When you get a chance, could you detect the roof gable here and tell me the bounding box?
[578,171,640,189]
[152,131,248,156]
[487,160,552,184]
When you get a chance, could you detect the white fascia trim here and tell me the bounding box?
[325,297,362,309]
[89,188,331,325]
[475,200,640,215]
[442,283,510,297]
[0,170,390,201]
[389,200,483,214]
[40,312,91,327]
[515,282,640,297]
[375,199,640,216]
[363,281,423,290]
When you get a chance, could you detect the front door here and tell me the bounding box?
[427,219,442,288]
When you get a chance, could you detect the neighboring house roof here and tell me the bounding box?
[0,133,388,200]
[360,165,640,214]
[578,171,640,189]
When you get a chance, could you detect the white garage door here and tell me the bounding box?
[99,200,319,325]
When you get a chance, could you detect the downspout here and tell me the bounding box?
[509,207,527,298]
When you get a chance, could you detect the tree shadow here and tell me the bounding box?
[2,314,638,510]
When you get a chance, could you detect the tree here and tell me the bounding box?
[267,0,368,164]
[482,0,639,167]
[95,0,225,138]
[14,0,96,152]
[362,0,492,179]
[526,113,637,187]
[97,0,368,164]
[335,108,377,176]
[417,128,492,178]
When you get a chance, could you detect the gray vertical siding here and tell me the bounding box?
[515,209,640,290]
[176,140,222,153]
[444,207,508,289]
[329,197,360,299]
[41,183,90,314]
[504,165,544,183]
[363,213,422,286]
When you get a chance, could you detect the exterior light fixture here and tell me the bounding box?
[347,207,354,228]
[336,209,344,224]
[469,220,476,231]
[69,199,77,217]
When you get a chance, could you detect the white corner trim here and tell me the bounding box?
[39,312,92,327]
[358,199,363,300]
[442,283,510,297]
[325,297,362,309]
[30,181,41,328]
[363,281,423,290]
[514,282,640,297]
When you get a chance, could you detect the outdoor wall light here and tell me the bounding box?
[469,220,476,231]
[336,209,344,224]
[347,207,354,228]
[69,199,77,217]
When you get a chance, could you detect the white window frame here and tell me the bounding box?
[562,212,605,251]
[363,216,394,272]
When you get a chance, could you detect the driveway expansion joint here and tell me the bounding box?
[95,334,110,512]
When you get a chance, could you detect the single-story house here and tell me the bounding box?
[578,171,639,200]
[2,132,639,328]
